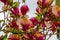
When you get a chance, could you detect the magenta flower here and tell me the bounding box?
[51,25,56,32]
[51,21,58,32]
[42,0,45,7]
[44,16,51,21]
[11,7,20,16]
[20,18,31,30]
[47,6,55,17]
[48,6,60,18]
[20,4,29,15]
[36,7,42,13]
[42,23,46,29]
[37,0,41,7]
[24,33,35,40]
[34,32,44,40]
[21,23,30,31]
[55,22,59,28]
[30,17,38,25]
[37,36,44,40]
[0,0,9,5]
[37,0,53,8]
[9,20,19,29]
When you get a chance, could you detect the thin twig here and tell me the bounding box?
[0,8,12,13]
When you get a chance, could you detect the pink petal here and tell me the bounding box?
[20,4,29,15]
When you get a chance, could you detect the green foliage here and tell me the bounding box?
[10,13,15,17]
[11,2,19,8]
[8,0,13,5]
[2,33,8,40]
[36,14,42,20]
[8,27,24,36]
[56,0,60,6]
[30,28,33,33]
[10,13,19,20]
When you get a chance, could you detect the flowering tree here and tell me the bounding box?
[0,0,60,40]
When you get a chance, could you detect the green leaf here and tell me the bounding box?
[56,0,60,6]
[30,28,33,33]
[8,0,13,3]
[8,27,24,36]
[36,14,42,20]
[10,13,19,19]
[2,33,8,40]
[12,2,19,8]
[8,0,13,5]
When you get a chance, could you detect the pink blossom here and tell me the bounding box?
[55,22,59,28]
[0,0,9,5]
[20,4,29,15]
[20,18,31,30]
[44,16,51,21]
[30,17,38,25]
[21,23,30,31]
[42,23,46,29]
[49,6,60,18]
[47,6,55,16]
[36,7,42,13]
[37,36,44,40]
[11,7,20,16]
[37,0,53,8]
[24,33,35,40]
[51,25,56,32]
[51,21,58,32]
[34,32,44,40]
[9,20,19,29]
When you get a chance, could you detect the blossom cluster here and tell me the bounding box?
[0,0,60,40]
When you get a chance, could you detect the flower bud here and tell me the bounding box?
[11,7,20,16]
[20,4,29,15]
[30,17,38,25]
[21,18,30,30]
[9,20,19,29]
[36,7,42,14]
[37,0,53,8]
[0,0,9,5]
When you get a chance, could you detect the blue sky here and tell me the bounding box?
[19,0,37,18]
[0,0,58,40]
